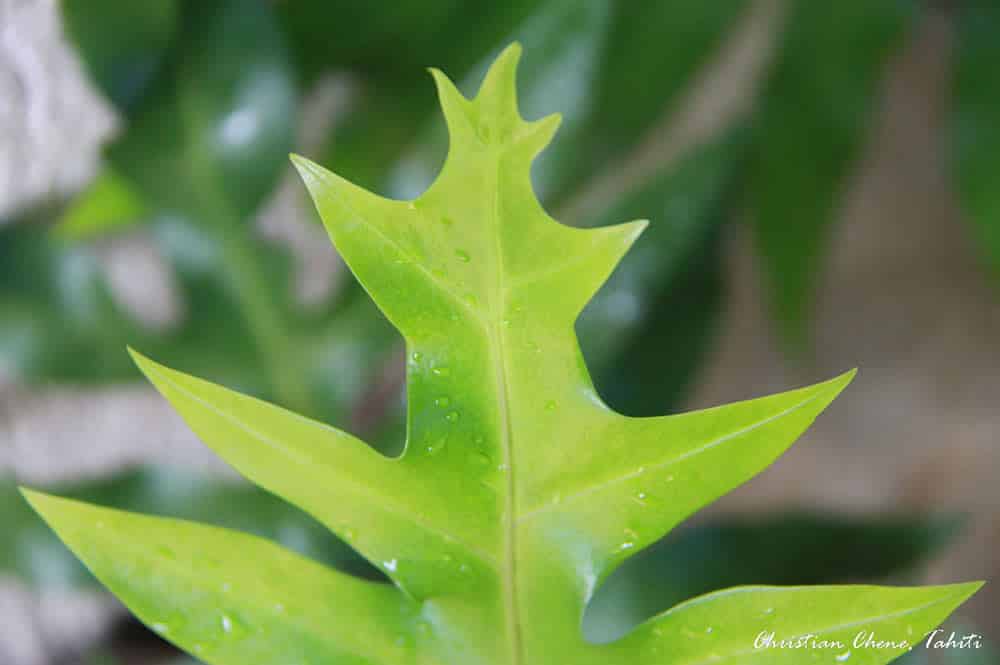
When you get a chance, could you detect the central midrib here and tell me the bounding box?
[486,153,523,665]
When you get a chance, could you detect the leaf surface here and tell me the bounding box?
[26,45,981,665]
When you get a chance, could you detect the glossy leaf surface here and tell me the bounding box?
[583,512,962,643]
[3,471,961,644]
[26,47,980,665]
[1,469,370,590]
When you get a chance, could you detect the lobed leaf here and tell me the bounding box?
[26,44,981,665]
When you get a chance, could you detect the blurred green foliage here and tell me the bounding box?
[1,0,994,659]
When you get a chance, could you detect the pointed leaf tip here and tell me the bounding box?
[289,153,326,184]
[19,488,81,533]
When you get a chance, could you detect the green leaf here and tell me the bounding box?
[60,0,177,112]
[26,45,980,665]
[560,0,750,199]
[747,0,915,345]
[108,0,295,219]
[24,491,419,664]
[583,512,963,642]
[278,0,545,86]
[952,4,1000,279]
[3,0,404,429]
[0,220,141,381]
[54,166,149,240]
[0,469,371,590]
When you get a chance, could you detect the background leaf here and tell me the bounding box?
[578,135,741,415]
[952,4,1000,280]
[59,0,177,112]
[746,0,915,345]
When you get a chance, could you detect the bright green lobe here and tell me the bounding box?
[25,44,981,665]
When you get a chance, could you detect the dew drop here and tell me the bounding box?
[502,318,511,327]
[432,366,450,377]
[221,615,233,633]
[384,559,398,572]
[273,603,285,614]
[455,249,470,263]
[497,463,508,472]
[152,622,169,635]
[620,540,635,551]
[445,411,460,423]
[544,400,556,411]
[426,439,446,455]
[705,626,713,634]
[835,650,851,662]
[411,351,423,363]
[666,474,675,482]
[221,582,231,593]
[434,396,451,407]
[762,607,774,615]
[407,202,416,211]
